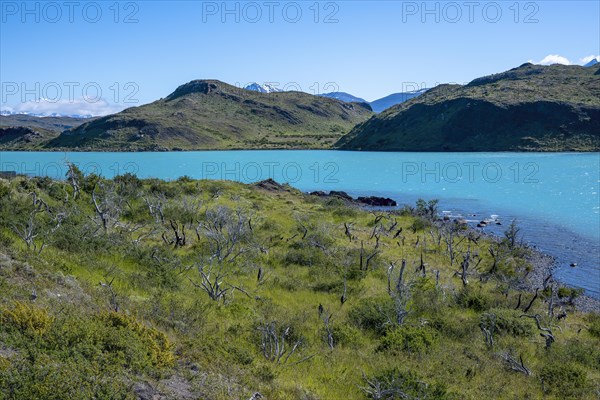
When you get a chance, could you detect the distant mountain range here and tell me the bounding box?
[368,89,429,113]
[0,110,95,119]
[3,65,599,152]
[245,83,427,113]
[318,92,368,104]
[336,63,600,151]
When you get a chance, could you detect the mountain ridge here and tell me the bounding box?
[336,64,600,152]
[44,79,373,151]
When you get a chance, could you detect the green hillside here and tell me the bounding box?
[336,64,600,151]
[47,80,373,151]
[0,173,598,399]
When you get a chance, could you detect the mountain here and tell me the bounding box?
[319,92,367,104]
[369,89,428,113]
[0,114,95,131]
[243,82,284,93]
[46,80,373,151]
[584,57,599,67]
[0,114,95,149]
[0,126,60,149]
[336,64,600,151]
[318,90,428,113]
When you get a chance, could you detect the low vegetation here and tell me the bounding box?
[0,169,598,399]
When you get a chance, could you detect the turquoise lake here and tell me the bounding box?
[1,151,599,297]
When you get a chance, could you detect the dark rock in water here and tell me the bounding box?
[309,191,396,207]
[496,222,502,225]
[570,262,577,267]
[479,220,488,225]
[477,223,485,228]
[254,178,285,192]
[443,215,450,221]
[329,191,353,201]
[357,196,397,207]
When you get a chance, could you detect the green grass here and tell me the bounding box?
[0,173,598,399]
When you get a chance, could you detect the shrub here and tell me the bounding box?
[0,181,11,199]
[100,312,175,369]
[1,302,54,336]
[552,339,600,371]
[0,355,9,371]
[253,362,277,383]
[415,199,439,218]
[349,297,395,335]
[362,368,455,399]
[480,308,535,337]
[330,324,361,347]
[557,287,584,303]
[587,313,600,338]
[429,311,477,340]
[457,286,493,311]
[377,325,438,354]
[284,246,326,267]
[540,363,589,398]
[409,217,431,232]
[0,356,133,400]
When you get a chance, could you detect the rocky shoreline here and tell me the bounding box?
[308,189,397,207]
[522,248,600,314]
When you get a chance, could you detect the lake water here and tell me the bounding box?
[1,151,599,297]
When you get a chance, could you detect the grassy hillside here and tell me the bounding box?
[0,126,60,149]
[0,172,598,399]
[0,115,94,132]
[0,115,93,150]
[337,64,600,151]
[45,80,373,151]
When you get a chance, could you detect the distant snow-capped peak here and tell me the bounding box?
[244,83,284,93]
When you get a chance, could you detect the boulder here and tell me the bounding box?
[254,178,285,192]
[357,196,397,207]
[329,191,353,201]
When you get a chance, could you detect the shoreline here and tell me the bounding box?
[1,148,599,153]
[522,248,600,314]
[318,187,600,313]
[458,225,600,313]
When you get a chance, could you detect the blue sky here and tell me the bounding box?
[1,0,599,115]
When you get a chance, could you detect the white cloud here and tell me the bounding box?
[532,54,572,65]
[580,55,600,64]
[2,98,126,117]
